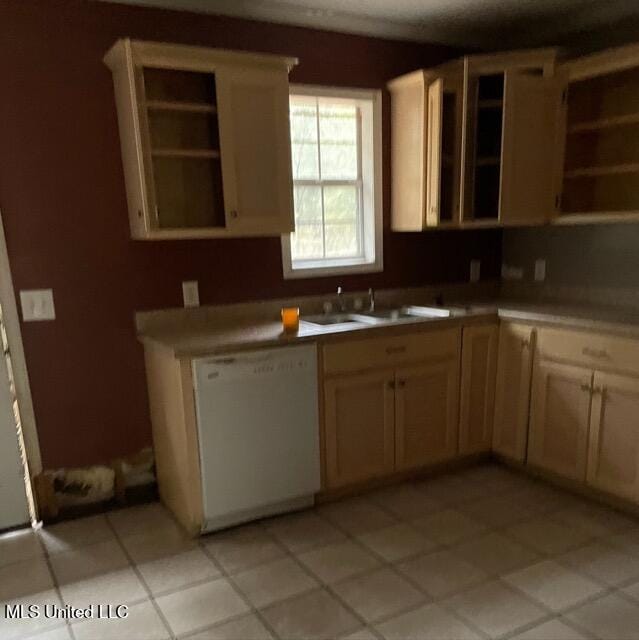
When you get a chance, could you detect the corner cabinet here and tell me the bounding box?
[104,39,297,240]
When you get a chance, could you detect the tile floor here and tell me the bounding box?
[3,464,639,639]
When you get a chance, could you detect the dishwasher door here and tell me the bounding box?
[193,344,320,531]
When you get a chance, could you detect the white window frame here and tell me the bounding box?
[282,85,383,279]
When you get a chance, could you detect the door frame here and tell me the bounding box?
[0,209,41,490]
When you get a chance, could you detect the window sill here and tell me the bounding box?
[282,259,383,280]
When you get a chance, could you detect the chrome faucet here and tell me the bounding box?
[336,286,346,312]
[368,287,375,312]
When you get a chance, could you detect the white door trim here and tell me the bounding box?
[0,209,41,477]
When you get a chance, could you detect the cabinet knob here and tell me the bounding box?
[397,379,406,388]
[580,383,592,393]
[230,210,238,219]
[521,339,530,348]
[388,381,396,390]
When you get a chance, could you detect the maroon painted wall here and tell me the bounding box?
[0,0,501,469]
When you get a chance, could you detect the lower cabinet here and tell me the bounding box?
[395,359,460,471]
[492,323,535,462]
[459,324,498,454]
[324,370,396,488]
[528,359,593,482]
[587,372,639,501]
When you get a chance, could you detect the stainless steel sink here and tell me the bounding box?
[302,305,451,329]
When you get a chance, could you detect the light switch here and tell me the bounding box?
[20,289,56,322]
[182,281,200,307]
[534,259,546,282]
[470,260,481,283]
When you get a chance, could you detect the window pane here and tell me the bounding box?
[319,104,358,180]
[323,185,358,223]
[324,223,359,258]
[294,185,322,224]
[290,103,319,180]
[291,224,323,260]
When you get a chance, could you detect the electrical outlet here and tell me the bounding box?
[470,260,481,283]
[534,259,546,282]
[501,264,524,280]
[182,281,200,307]
[20,289,56,321]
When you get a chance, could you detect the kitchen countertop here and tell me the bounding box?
[138,299,639,359]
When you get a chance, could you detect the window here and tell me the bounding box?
[281,86,382,279]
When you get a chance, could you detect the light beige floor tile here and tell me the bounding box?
[107,503,176,537]
[511,618,587,640]
[454,532,540,576]
[459,494,536,528]
[297,540,379,584]
[623,579,639,602]
[332,566,423,623]
[40,514,114,554]
[456,465,533,496]
[25,625,74,640]
[608,527,639,557]
[137,547,221,595]
[0,556,54,600]
[156,578,249,637]
[0,529,44,567]
[73,599,169,640]
[397,549,487,598]
[261,588,360,640]
[505,516,594,556]
[318,498,397,535]
[375,602,481,640]
[509,483,579,515]
[0,589,62,640]
[264,510,344,554]
[504,560,604,611]
[340,628,378,640]
[60,566,147,608]
[413,474,484,505]
[183,613,273,639]
[553,504,637,538]
[357,523,435,562]
[368,483,442,519]
[565,593,639,639]
[49,539,129,586]
[120,522,195,564]
[411,509,486,546]
[203,524,285,574]
[232,556,317,608]
[444,579,546,638]
[559,541,639,586]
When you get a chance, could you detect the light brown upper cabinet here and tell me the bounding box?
[389,48,561,230]
[459,323,498,454]
[557,43,639,222]
[492,323,536,463]
[104,39,297,240]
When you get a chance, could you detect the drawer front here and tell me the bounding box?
[536,327,639,376]
[323,328,461,375]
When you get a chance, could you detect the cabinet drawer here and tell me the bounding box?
[323,328,460,375]
[536,327,639,376]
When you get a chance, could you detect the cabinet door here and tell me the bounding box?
[324,371,395,489]
[528,360,593,481]
[587,372,639,501]
[425,78,443,226]
[500,71,564,224]
[459,324,498,454]
[216,65,294,234]
[492,324,535,462]
[395,358,460,471]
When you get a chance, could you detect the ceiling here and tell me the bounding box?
[103,0,639,50]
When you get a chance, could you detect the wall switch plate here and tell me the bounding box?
[470,260,481,283]
[534,259,547,282]
[501,264,524,280]
[182,281,200,307]
[20,289,55,321]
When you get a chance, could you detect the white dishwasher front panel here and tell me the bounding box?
[193,344,320,532]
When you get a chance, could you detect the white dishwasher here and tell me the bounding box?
[193,344,321,532]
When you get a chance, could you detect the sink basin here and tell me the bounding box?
[355,305,451,321]
[301,313,378,327]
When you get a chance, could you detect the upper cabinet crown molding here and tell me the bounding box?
[104,38,297,240]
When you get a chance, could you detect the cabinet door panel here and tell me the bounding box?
[492,324,535,462]
[324,371,395,488]
[395,358,460,470]
[216,65,294,234]
[426,78,443,226]
[459,324,498,454]
[500,71,564,224]
[528,360,593,481]
[587,372,639,501]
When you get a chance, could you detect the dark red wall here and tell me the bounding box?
[0,0,501,469]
